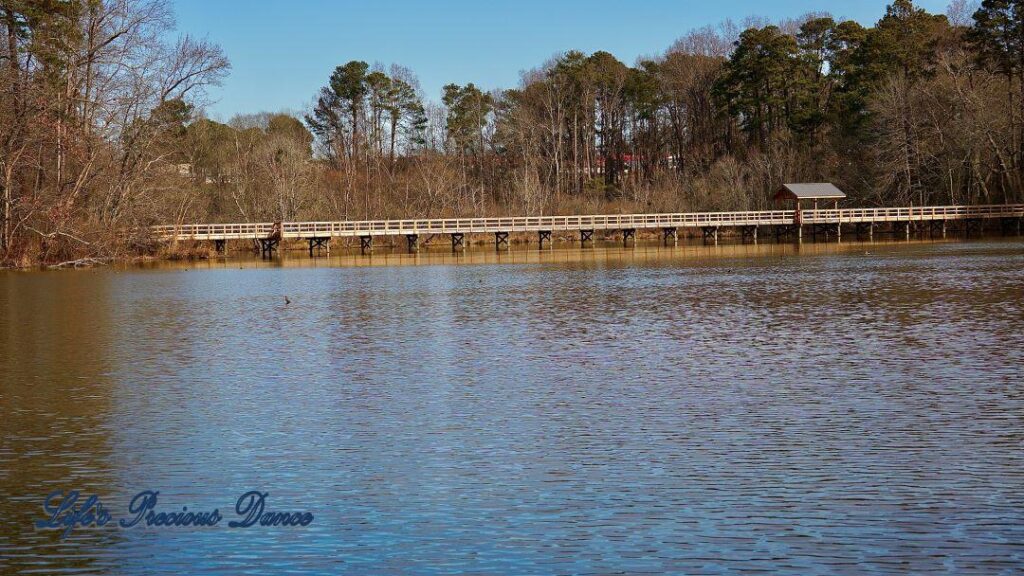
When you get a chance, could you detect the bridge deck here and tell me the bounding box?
[152,204,1024,242]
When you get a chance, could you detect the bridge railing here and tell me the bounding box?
[151,204,1024,240]
[280,210,797,237]
[150,222,276,239]
[805,204,1024,222]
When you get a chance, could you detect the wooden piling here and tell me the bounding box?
[662,227,677,246]
[538,230,552,249]
[580,229,594,247]
[259,238,279,259]
[622,228,635,247]
[308,237,329,257]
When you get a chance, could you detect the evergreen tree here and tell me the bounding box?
[443,83,493,155]
[969,0,1024,169]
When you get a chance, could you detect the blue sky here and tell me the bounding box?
[172,0,952,120]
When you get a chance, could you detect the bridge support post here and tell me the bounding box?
[1001,217,1019,236]
[856,222,874,240]
[663,227,677,246]
[810,223,838,242]
[406,234,419,253]
[214,239,226,254]
[538,230,552,249]
[308,237,329,257]
[451,233,465,252]
[963,219,982,238]
[580,229,594,247]
[495,231,509,251]
[359,235,373,254]
[835,224,841,242]
[622,228,635,247]
[701,226,719,245]
[797,225,803,243]
[740,226,758,244]
[258,238,279,259]
[896,221,911,240]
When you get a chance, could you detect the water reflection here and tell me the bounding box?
[135,238,924,272]
[0,272,120,574]
[1,240,1022,574]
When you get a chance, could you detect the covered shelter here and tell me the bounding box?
[773,183,847,210]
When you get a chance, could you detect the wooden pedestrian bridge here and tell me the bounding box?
[151,204,1024,257]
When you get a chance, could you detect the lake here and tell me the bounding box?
[1,239,1022,574]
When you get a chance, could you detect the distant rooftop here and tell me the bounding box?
[775,183,847,200]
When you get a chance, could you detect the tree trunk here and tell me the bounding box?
[1017,69,1024,193]
[3,8,20,253]
[1,171,10,254]
[389,117,397,164]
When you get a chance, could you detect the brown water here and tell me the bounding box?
[1,239,1022,574]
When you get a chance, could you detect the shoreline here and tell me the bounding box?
[4,230,1022,273]
[4,235,1017,274]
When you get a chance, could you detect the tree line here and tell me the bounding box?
[2,0,1022,264]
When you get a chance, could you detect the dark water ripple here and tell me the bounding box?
[1,240,1022,575]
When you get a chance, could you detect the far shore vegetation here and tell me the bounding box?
[2,0,1024,266]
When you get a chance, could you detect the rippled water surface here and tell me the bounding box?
[1,240,1023,574]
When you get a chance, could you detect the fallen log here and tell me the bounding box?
[47,257,112,270]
